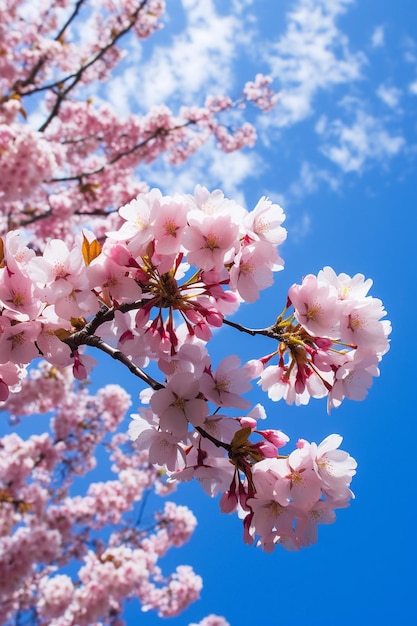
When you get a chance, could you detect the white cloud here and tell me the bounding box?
[264,0,365,127]
[286,161,339,202]
[371,25,385,49]
[376,84,402,109]
[206,150,264,202]
[401,38,417,96]
[286,210,312,243]
[83,0,413,205]
[317,108,405,172]
[403,36,417,64]
[127,0,251,111]
[139,138,264,204]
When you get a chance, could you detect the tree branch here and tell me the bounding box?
[66,332,164,391]
[195,426,231,452]
[37,1,150,132]
[47,122,194,184]
[222,317,281,340]
[11,0,87,94]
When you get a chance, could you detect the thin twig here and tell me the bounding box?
[222,317,280,340]
[195,426,231,452]
[65,332,163,391]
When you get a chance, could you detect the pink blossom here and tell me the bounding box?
[230,240,282,302]
[259,364,325,406]
[272,448,323,511]
[189,615,231,626]
[295,500,337,546]
[242,73,279,112]
[1,230,36,273]
[200,414,241,445]
[150,372,209,437]
[183,213,240,271]
[288,274,341,338]
[37,575,74,619]
[0,124,58,202]
[311,434,357,501]
[328,350,380,411]
[133,425,187,471]
[0,267,44,321]
[247,493,296,545]
[244,196,287,245]
[155,501,197,547]
[72,351,97,381]
[188,185,247,225]
[340,298,391,353]
[158,335,210,377]
[142,565,202,617]
[88,255,143,303]
[259,429,290,449]
[107,189,160,251]
[128,407,160,441]
[174,453,235,497]
[200,355,252,409]
[318,266,373,301]
[152,197,189,255]
[27,238,84,286]
[0,319,41,365]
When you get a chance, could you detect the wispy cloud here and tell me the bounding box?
[264,0,365,127]
[287,161,339,198]
[371,25,385,49]
[98,0,414,205]
[376,84,402,109]
[285,209,312,243]
[316,105,405,172]
[124,0,251,111]
[139,139,264,205]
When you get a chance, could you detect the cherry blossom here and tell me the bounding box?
[150,372,209,437]
[0,1,392,623]
[182,212,240,271]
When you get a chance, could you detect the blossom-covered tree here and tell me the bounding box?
[0,1,391,624]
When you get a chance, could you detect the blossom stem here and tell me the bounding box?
[66,332,164,391]
[195,426,231,452]
[223,317,280,339]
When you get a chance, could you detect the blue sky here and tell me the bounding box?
[4,0,416,624]
[110,1,416,624]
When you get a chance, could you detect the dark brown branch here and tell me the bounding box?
[195,426,231,452]
[222,317,281,340]
[74,301,146,336]
[12,0,87,93]
[48,122,193,184]
[54,0,86,43]
[38,1,149,132]
[65,331,163,391]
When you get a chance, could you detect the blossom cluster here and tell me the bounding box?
[0,183,391,556]
[0,0,278,246]
[0,185,286,398]
[0,124,59,203]
[245,434,357,551]
[0,368,205,624]
[259,266,391,411]
[129,396,357,552]
[0,1,392,623]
